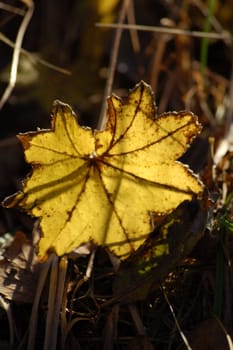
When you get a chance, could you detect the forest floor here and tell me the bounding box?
[0,1,233,349]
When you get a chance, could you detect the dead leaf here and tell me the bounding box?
[3,81,204,260]
[0,231,40,302]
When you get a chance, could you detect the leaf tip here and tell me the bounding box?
[52,99,76,118]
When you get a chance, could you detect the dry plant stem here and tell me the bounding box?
[128,303,145,335]
[27,254,55,350]
[62,250,96,348]
[192,0,225,33]
[0,32,71,75]
[0,0,34,110]
[162,286,192,350]
[149,34,170,92]
[158,70,177,113]
[103,304,120,350]
[126,1,140,53]
[61,278,87,343]
[85,247,97,279]
[0,2,25,16]
[60,271,69,350]
[96,23,232,42]
[51,256,68,350]
[43,255,68,350]
[62,317,94,349]
[97,0,131,130]
[0,296,14,345]
[43,254,59,350]
[213,315,233,350]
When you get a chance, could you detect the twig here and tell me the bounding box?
[162,286,192,350]
[62,249,96,348]
[96,22,232,42]
[128,303,145,335]
[191,0,225,33]
[0,32,71,75]
[0,0,34,109]
[97,0,131,130]
[149,33,170,93]
[126,1,140,53]
[0,2,26,16]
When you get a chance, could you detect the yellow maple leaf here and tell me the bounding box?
[3,81,204,260]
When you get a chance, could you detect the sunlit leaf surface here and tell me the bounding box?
[3,81,204,260]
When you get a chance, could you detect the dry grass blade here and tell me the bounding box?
[49,256,68,350]
[214,316,233,350]
[162,286,192,350]
[27,254,54,350]
[96,22,232,43]
[126,0,140,53]
[0,32,71,75]
[97,0,131,130]
[0,0,34,110]
[43,254,68,350]
[0,2,26,16]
